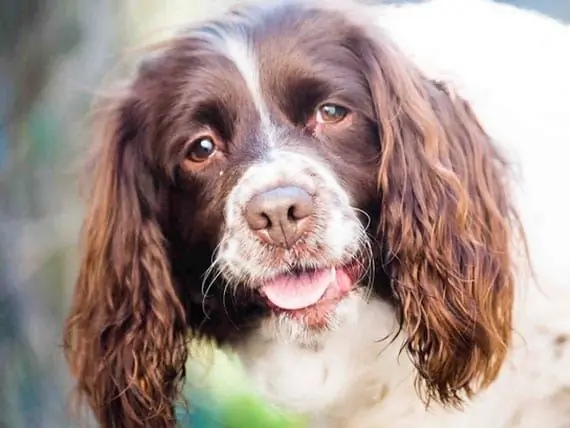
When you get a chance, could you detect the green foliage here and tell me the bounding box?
[178,343,307,428]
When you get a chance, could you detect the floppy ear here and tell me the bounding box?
[63,86,188,427]
[358,34,521,405]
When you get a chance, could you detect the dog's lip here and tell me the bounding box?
[258,261,363,316]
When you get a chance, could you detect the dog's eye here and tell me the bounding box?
[186,136,216,162]
[316,104,349,124]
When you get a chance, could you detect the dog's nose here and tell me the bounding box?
[245,186,313,247]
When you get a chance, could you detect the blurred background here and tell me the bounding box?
[0,0,568,427]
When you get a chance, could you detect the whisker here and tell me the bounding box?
[200,241,228,319]
[222,278,241,331]
[355,225,376,301]
[353,207,373,231]
[201,267,226,319]
[201,241,224,295]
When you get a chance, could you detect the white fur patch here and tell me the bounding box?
[220,37,268,120]
[234,295,408,417]
[217,32,279,147]
[218,149,364,286]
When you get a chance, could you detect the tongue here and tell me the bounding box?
[261,268,337,310]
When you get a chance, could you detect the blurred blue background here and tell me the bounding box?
[0,1,568,427]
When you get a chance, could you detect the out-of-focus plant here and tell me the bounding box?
[1,1,123,426]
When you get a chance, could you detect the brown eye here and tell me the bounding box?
[186,136,216,162]
[316,104,349,124]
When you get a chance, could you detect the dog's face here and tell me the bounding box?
[163,5,384,341]
[63,2,520,427]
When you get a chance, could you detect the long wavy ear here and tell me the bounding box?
[63,83,188,427]
[357,32,522,405]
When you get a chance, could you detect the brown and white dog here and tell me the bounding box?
[63,0,570,426]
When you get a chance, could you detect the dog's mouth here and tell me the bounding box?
[258,261,363,327]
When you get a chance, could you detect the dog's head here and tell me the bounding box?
[63,2,520,426]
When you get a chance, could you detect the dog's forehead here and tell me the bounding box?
[183,4,359,127]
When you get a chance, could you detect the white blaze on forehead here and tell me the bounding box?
[221,37,267,118]
[217,32,278,147]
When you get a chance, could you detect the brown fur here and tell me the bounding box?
[63,96,189,427]
[357,32,521,404]
[63,2,523,426]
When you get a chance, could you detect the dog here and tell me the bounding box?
[63,0,570,426]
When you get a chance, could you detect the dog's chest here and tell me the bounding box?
[234,298,423,425]
[232,296,553,427]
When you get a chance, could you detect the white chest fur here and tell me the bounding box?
[235,298,398,409]
[235,290,570,428]
[234,297,416,426]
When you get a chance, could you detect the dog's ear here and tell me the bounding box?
[63,65,188,427]
[357,31,522,405]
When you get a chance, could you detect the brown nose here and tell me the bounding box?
[245,186,313,247]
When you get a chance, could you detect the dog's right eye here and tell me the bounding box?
[186,136,217,162]
[316,104,349,124]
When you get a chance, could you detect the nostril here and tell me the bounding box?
[287,205,296,222]
[246,209,271,231]
[262,212,272,228]
[250,212,271,231]
[289,197,312,221]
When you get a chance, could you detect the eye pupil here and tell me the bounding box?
[188,137,216,162]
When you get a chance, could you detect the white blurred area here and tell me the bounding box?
[125,0,236,39]
[0,1,568,427]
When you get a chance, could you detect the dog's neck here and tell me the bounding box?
[232,294,416,424]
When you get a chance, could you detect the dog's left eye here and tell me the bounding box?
[186,136,217,163]
[316,104,349,124]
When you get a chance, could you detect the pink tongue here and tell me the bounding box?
[261,269,335,310]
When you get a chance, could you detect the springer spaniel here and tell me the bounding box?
[63,0,570,427]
